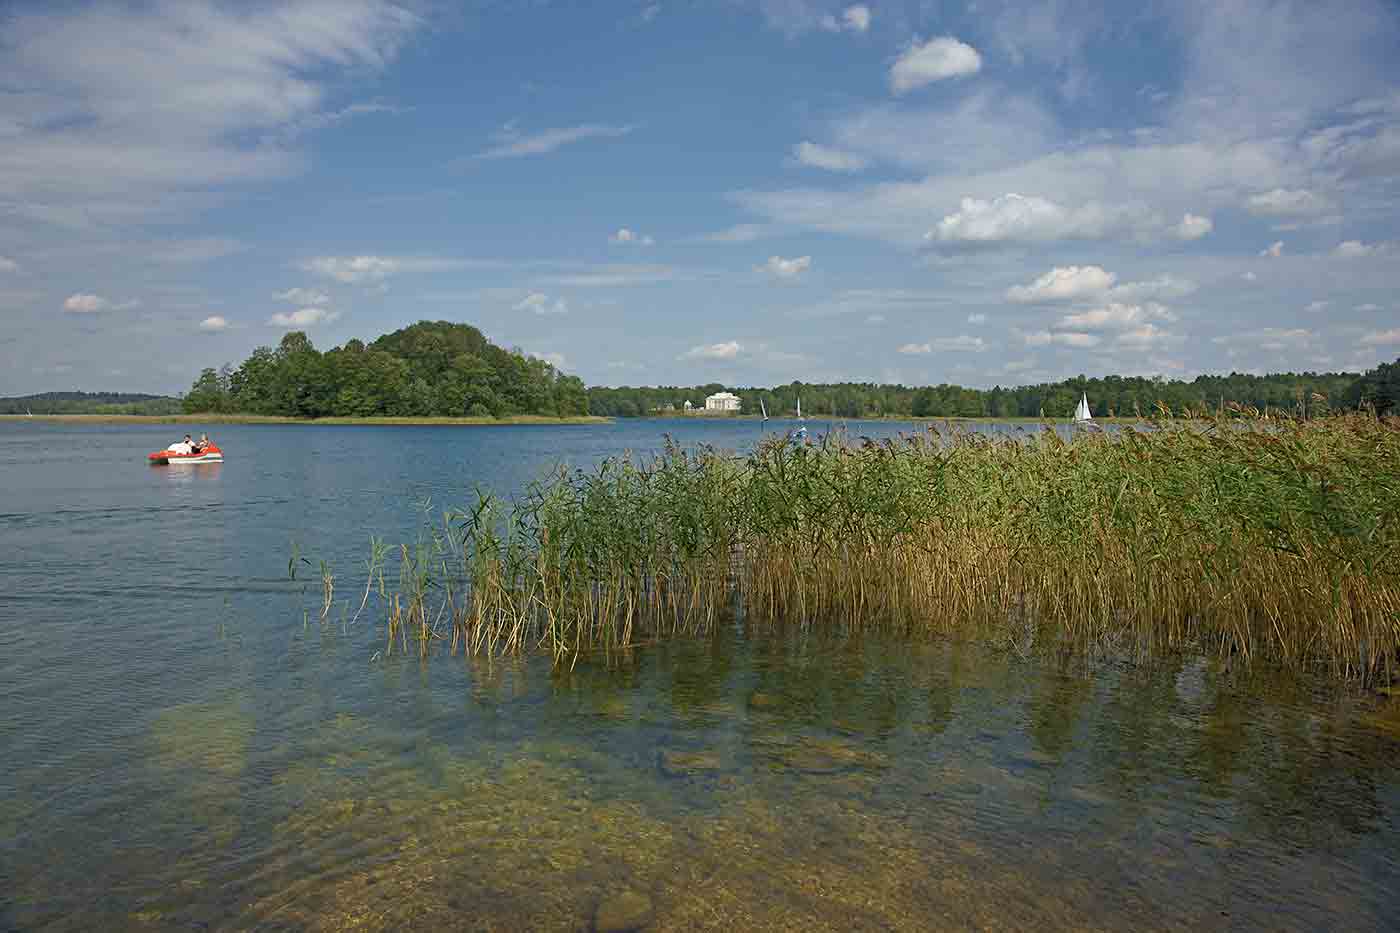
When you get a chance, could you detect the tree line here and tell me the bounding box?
[176,316,1397,421]
[183,321,589,418]
[587,361,1399,419]
[0,392,182,416]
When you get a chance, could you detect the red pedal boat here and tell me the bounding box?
[148,442,223,465]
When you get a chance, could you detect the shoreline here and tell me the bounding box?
[0,413,612,426]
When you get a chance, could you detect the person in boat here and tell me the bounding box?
[169,435,194,455]
[195,433,210,452]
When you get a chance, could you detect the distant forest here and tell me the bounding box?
[182,321,588,418]
[17,321,1397,421]
[0,391,181,416]
[587,368,1392,420]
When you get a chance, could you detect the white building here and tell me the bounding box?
[704,391,742,412]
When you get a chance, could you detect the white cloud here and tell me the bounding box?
[269,307,339,328]
[1173,213,1214,240]
[1242,271,1258,281]
[199,315,229,332]
[1019,329,1101,348]
[792,141,868,173]
[1355,303,1383,312]
[472,123,633,160]
[1361,329,1400,346]
[1007,265,1116,303]
[758,255,812,279]
[274,287,330,306]
[300,255,462,283]
[62,293,107,313]
[866,314,885,324]
[1245,188,1332,217]
[1305,300,1331,313]
[928,193,1141,245]
[1109,275,1198,301]
[514,292,568,315]
[821,5,871,33]
[0,256,20,272]
[1057,302,1176,331]
[898,335,987,354]
[891,37,982,94]
[967,313,987,325]
[681,341,742,360]
[1259,240,1284,258]
[1332,239,1390,258]
[1114,323,1174,349]
[609,228,655,246]
[0,1,422,226]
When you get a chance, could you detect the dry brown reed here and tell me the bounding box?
[364,416,1400,682]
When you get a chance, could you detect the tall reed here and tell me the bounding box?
[365,417,1400,682]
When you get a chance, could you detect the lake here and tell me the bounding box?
[1,419,1398,931]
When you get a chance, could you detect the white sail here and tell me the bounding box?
[796,397,802,420]
[760,398,769,421]
[1073,392,1093,423]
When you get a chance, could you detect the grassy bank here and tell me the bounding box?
[2,413,611,426]
[352,414,1400,683]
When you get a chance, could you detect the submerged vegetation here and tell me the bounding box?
[347,412,1400,682]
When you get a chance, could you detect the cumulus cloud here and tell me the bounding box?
[472,123,633,160]
[1259,240,1284,258]
[1007,265,1116,302]
[821,5,871,33]
[274,287,329,305]
[1019,329,1101,348]
[898,335,986,354]
[1173,213,1214,240]
[1056,302,1175,331]
[1361,329,1400,346]
[269,307,339,328]
[891,37,982,93]
[1115,323,1175,349]
[610,228,655,246]
[928,194,1143,245]
[792,141,868,173]
[681,341,742,360]
[967,313,987,324]
[1109,275,1198,301]
[758,255,812,279]
[514,292,568,315]
[62,293,107,313]
[1245,188,1332,217]
[301,255,461,283]
[0,256,20,272]
[1214,328,1314,351]
[1332,239,1390,258]
[1305,300,1331,313]
[199,315,228,332]
[1355,303,1383,312]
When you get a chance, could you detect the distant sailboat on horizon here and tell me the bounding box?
[760,398,769,423]
[1073,392,1093,423]
[794,396,808,440]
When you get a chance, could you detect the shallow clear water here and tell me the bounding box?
[1,419,1398,931]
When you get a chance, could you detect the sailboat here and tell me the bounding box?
[760,398,769,423]
[1073,392,1093,424]
[794,397,808,441]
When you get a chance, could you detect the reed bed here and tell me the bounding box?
[360,415,1400,683]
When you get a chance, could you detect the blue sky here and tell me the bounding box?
[2,0,1399,395]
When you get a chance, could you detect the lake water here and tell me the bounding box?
[2,419,1398,931]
